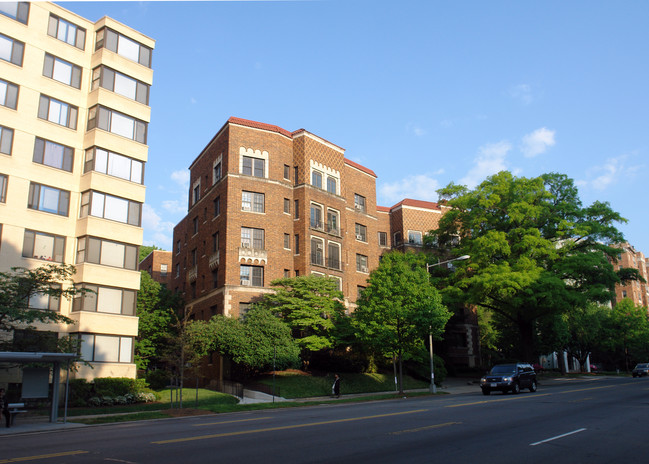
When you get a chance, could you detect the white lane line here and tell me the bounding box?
[530,428,587,446]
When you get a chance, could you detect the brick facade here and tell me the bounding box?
[139,250,172,287]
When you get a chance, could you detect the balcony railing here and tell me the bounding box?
[310,219,324,231]
[326,223,341,236]
[238,246,267,264]
[327,257,341,270]
[187,265,198,282]
[310,253,324,266]
[209,251,220,270]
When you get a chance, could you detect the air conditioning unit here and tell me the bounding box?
[241,280,251,286]
[360,266,368,273]
[356,234,364,240]
[242,243,251,248]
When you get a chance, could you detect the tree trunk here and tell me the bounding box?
[398,350,404,395]
[518,318,536,363]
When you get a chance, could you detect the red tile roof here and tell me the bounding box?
[376,206,390,213]
[389,198,441,211]
[344,158,377,178]
[228,116,294,138]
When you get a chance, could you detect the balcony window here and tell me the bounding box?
[0,126,12,155]
[87,106,147,143]
[0,33,24,66]
[311,238,324,266]
[91,66,149,104]
[0,79,18,109]
[34,138,73,172]
[96,27,151,67]
[327,242,340,270]
[241,227,264,249]
[240,265,263,287]
[22,230,65,262]
[242,191,264,213]
[80,190,141,226]
[84,147,143,183]
[38,95,77,129]
[326,209,339,235]
[408,231,423,245]
[48,14,85,49]
[310,204,323,230]
[43,54,81,88]
[0,2,29,24]
[28,182,70,216]
[73,284,135,315]
[76,236,138,270]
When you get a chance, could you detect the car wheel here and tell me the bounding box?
[482,389,490,396]
[529,380,537,392]
[512,382,520,394]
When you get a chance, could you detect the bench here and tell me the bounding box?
[7,403,27,425]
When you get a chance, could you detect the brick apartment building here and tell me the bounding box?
[171,117,479,381]
[612,243,649,308]
[0,2,154,379]
[140,250,172,287]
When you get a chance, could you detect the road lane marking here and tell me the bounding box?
[391,421,461,435]
[530,428,587,446]
[446,393,552,407]
[0,450,89,463]
[194,417,271,427]
[152,409,429,444]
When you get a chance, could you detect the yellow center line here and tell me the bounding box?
[391,421,462,435]
[153,409,429,445]
[447,393,552,407]
[194,417,271,427]
[0,450,89,463]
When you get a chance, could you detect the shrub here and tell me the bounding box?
[94,378,149,397]
[88,397,101,407]
[145,369,171,390]
[69,379,94,407]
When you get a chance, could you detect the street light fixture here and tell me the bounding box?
[426,254,470,394]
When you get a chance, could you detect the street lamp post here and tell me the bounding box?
[426,255,470,394]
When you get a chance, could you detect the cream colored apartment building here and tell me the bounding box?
[0,2,154,379]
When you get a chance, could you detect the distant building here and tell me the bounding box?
[139,250,172,287]
[171,117,480,383]
[612,243,649,308]
[0,2,154,379]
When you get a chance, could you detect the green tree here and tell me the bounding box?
[603,299,649,371]
[139,245,161,263]
[187,307,300,374]
[352,251,450,393]
[254,275,346,359]
[0,264,82,334]
[429,171,633,361]
[562,302,609,370]
[135,271,182,371]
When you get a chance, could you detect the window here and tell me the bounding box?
[72,284,135,315]
[213,196,220,217]
[0,174,6,203]
[356,254,368,273]
[294,200,299,219]
[284,198,290,214]
[192,181,200,205]
[76,236,138,270]
[38,95,78,129]
[33,138,73,172]
[48,14,85,49]
[28,183,70,216]
[212,232,219,252]
[192,217,198,235]
[28,288,60,311]
[43,54,81,88]
[312,170,323,189]
[311,237,324,266]
[378,232,388,247]
[240,265,263,287]
[0,34,24,66]
[22,230,65,262]
[13,330,58,352]
[294,166,299,184]
[394,231,403,245]
[408,231,422,245]
[622,290,627,298]
[326,177,337,194]
[355,223,367,242]
[284,233,290,249]
[212,268,218,288]
[87,106,147,143]
[176,240,181,254]
[328,242,340,270]
[213,158,222,183]
[241,156,264,178]
[357,286,366,299]
[242,191,264,213]
[160,264,168,277]
[0,79,18,109]
[95,27,151,67]
[354,194,366,213]
[295,234,299,254]
[190,248,197,266]
[0,2,29,23]
[91,66,149,104]
[0,126,13,155]
[80,191,141,226]
[310,204,323,230]
[284,164,290,180]
[241,227,264,249]
[79,334,133,363]
[284,269,290,278]
[175,263,180,277]
[84,147,143,183]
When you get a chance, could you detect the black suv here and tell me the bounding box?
[480,363,537,395]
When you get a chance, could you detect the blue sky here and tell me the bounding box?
[61,1,649,253]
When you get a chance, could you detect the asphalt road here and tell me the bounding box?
[3,377,649,464]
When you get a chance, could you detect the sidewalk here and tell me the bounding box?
[0,374,607,436]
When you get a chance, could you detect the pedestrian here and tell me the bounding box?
[0,389,10,428]
[332,374,341,398]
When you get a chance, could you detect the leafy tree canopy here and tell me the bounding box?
[429,171,630,361]
[139,245,162,263]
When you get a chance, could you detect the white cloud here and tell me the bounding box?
[406,123,427,137]
[508,84,533,105]
[579,155,641,191]
[170,170,190,190]
[142,204,175,250]
[521,127,556,158]
[460,141,511,188]
[162,200,186,214]
[379,174,442,206]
